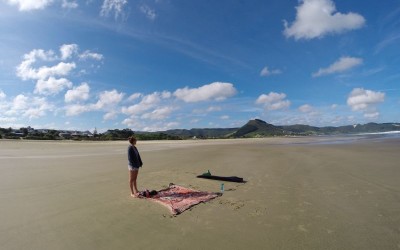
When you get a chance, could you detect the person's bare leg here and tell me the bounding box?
[129,170,139,197]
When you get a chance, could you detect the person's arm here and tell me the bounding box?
[128,146,135,166]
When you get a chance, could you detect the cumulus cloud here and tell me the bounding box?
[127,93,142,102]
[6,94,53,119]
[60,44,78,60]
[313,57,362,77]
[12,94,29,110]
[100,0,127,19]
[23,97,53,119]
[64,89,123,116]
[141,107,176,120]
[5,0,54,11]
[255,92,291,111]
[347,88,385,119]
[16,48,76,94]
[16,44,103,97]
[122,92,164,115]
[0,90,6,100]
[174,82,237,103]
[283,0,365,40]
[121,117,141,128]
[140,4,157,20]
[79,50,104,61]
[65,104,90,116]
[34,77,73,95]
[298,104,313,113]
[260,66,282,77]
[103,111,118,120]
[93,89,124,110]
[16,49,56,80]
[65,83,90,103]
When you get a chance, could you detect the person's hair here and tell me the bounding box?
[128,136,137,144]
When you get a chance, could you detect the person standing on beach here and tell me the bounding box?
[128,136,143,197]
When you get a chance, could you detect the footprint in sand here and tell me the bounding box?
[249,207,267,217]
[218,199,245,211]
[297,225,308,233]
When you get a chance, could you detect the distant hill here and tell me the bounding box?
[158,119,400,138]
[232,119,284,137]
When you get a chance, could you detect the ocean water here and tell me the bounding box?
[309,131,400,145]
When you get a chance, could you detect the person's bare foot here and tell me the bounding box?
[130,193,139,198]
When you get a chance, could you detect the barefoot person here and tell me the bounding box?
[128,136,143,197]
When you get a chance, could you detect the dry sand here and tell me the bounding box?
[1,137,400,250]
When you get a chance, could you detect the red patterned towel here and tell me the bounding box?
[141,184,221,215]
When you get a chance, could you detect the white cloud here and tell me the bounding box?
[260,66,281,77]
[16,49,56,80]
[65,104,90,116]
[364,112,379,119]
[12,94,29,110]
[313,56,362,77]
[0,90,6,100]
[5,0,54,11]
[161,91,172,99]
[140,4,157,20]
[347,88,385,119]
[103,111,118,120]
[141,122,180,132]
[141,107,176,120]
[6,95,53,119]
[64,89,123,116]
[174,82,237,103]
[128,93,142,101]
[100,0,127,19]
[34,77,73,95]
[65,83,90,103]
[23,97,53,119]
[331,104,338,109]
[60,44,78,60]
[298,104,313,113]
[17,56,76,81]
[256,92,291,111]
[220,115,229,120]
[193,106,223,114]
[62,0,78,9]
[93,89,124,110]
[283,0,365,40]
[39,62,75,80]
[79,50,104,61]
[17,45,102,94]
[122,92,163,115]
[121,116,141,128]
[207,106,222,112]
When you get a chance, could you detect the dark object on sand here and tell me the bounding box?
[139,189,158,197]
[197,173,245,183]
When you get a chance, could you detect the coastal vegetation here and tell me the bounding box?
[1,119,399,141]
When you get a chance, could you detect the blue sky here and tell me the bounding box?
[0,0,399,132]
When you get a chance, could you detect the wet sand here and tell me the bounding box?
[1,137,400,250]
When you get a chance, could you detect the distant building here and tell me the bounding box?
[59,132,72,139]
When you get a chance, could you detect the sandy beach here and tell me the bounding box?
[1,136,400,250]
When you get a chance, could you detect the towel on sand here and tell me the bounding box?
[139,184,221,215]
